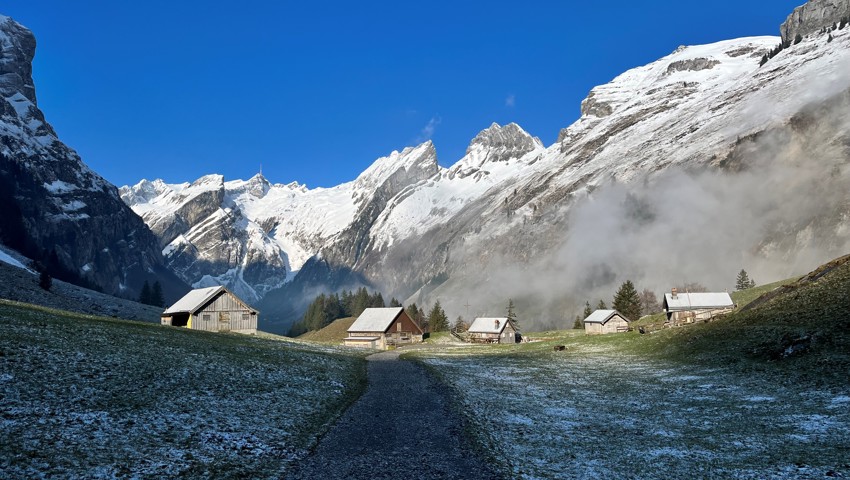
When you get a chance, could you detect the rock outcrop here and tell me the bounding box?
[781,0,850,44]
[0,15,187,301]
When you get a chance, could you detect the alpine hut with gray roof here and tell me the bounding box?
[583,309,630,335]
[467,317,518,344]
[344,307,423,349]
[161,286,258,334]
[662,288,734,325]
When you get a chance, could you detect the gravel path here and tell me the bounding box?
[286,349,504,480]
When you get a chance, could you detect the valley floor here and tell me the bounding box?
[410,336,850,479]
[0,301,367,478]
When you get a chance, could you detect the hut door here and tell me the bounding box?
[218,312,231,332]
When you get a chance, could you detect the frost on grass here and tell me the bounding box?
[419,343,850,479]
[0,304,365,479]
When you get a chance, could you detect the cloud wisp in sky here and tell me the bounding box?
[416,116,442,143]
[505,94,516,107]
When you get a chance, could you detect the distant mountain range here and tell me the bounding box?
[2,2,849,333]
[123,0,850,333]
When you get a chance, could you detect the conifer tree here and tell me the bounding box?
[428,300,449,332]
[389,297,402,308]
[597,299,607,310]
[453,315,468,333]
[351,287,370,317]
[735,269,752,291]
[612,280,641,322]
[139,281,151,305]
[583,301,593,319]
[152,281,165,307]
[406,303,419,323]
[573,315,583,329]
[39,269,52,291]
[506,298,518,330]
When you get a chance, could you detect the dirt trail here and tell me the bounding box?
[286,349,503,479]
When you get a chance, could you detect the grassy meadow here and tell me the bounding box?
[407,256,850,479]
[0,300,367,479]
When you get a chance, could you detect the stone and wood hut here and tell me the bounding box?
[344,307,423,349]
[583,309,630,335]
[467,317,519,344]
[662,288,734,325]
[161,286,258,334]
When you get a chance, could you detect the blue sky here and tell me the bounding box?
[4,1,802,188]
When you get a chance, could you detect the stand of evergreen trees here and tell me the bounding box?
[288,287,388,336]
[138,280,165,307]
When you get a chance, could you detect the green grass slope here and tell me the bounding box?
[0,300,367,478]
[297,317,356,343]
[636,254,850,385]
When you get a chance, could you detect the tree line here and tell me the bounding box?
[574,268,758,328]
[288,287,401,336]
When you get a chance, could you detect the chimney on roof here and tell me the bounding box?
[671,288,678,299]
[495,319,501,329]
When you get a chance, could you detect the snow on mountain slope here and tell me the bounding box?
[120,141,438,301]
[369,123,545,250]
[404,28,850,326]
[126,7,850,332]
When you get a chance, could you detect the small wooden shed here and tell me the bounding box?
[583,309,630,335]
[344,307,423,350]
[467,317,519,344]
[662,289,734,324]
[161,286,258,334]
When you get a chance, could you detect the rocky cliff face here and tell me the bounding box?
[781,0,850,43]
[0,15,187,301]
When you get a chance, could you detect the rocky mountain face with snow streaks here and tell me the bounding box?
[0,15,186,300]
[124,1,850,333]
[120,142,440,303]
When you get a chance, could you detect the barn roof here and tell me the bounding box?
[163,286,256,315]
[663,292,734,311]
[468,317,512,334]
[583,309,629,324]
[348,307,404,333]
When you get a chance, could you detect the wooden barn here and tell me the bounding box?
[344,307,423,349]
[583,309,630,335]
[161,286,258,334]
[662,289,734,325]
[467,317,519,344]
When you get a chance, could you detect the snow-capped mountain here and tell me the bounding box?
[120,142,439,302]
[0,15,187,300]
[125,0,850,332]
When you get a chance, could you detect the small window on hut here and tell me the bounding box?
[242,314,249,321]
[202,314,211,321]
[397,323,402,332]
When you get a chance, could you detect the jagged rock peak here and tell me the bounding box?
[781,0,850,44]
[355,140,439,187]
[466,122,539,153]
[0,15,37,104]
[466,122,543,166]
[238,172,271,198]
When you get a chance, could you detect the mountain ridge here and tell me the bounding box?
[123,1,850,332]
